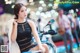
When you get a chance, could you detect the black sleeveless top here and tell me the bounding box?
[16,21,34,52]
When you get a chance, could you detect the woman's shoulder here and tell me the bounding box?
[27,19,36,28]
[27,19,37,28]
[27,19,35,25]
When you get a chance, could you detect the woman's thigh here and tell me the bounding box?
[30,43,48,51]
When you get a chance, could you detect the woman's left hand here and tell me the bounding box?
[38,46,45,53]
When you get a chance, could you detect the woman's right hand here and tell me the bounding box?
[13,19,18,26]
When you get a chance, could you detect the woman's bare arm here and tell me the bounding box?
[28,20,42,47]
[11,20,17,42]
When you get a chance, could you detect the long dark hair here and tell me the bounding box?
[14,3,24,19]
[27,13,31,19]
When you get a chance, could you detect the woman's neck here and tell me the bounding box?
[17,18,26,23]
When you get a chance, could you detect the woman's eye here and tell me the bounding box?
[21,9,27,12]
[21,10,24,12]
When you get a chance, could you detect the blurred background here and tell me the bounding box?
[0,0,80,53]
[0,0,80,34]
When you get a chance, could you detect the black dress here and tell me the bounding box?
[16,21,37,53]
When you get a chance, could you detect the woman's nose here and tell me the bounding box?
[24,11,27,15]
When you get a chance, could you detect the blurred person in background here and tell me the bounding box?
[77,8,80,18]
[56,8,74,53]
[7,3,49,53]
[76,8,80,38]
[0,36,4,53]
[67,10,80,48]
[2,33,9,53]
[2,33,8,45]
[74,15,80,45]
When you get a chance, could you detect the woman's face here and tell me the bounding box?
[18,6,27,19]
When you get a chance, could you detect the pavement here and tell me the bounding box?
[57,43,80,53]
[74,50,80,53]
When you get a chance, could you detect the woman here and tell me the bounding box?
[7,3,49,53]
